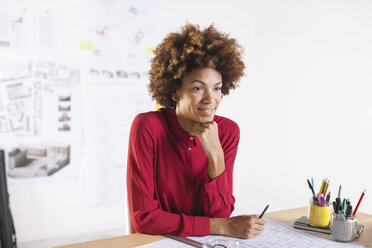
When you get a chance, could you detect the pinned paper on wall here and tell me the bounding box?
[31,10,64,56]
[0,59,81,182]
[0,8,28,54]
[0,8,65,57]
[84,86,154,205]
[86,0,157,67]
[80,40,94,50]
[145,45,155,57]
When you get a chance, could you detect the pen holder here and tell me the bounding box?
[331,213,357,242]
[308,199,331,227]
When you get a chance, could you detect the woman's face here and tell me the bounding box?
[175,67,222,124]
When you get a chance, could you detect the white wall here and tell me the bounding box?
[1,0,371,244]
[229,0,372,216]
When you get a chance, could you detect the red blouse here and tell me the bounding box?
[127,108,240,236]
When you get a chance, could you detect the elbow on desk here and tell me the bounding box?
[131,212,166,235]
[131,211,196,236]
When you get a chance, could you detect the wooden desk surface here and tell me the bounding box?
[54,207,372,248]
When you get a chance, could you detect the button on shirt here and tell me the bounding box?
[127,108,240,237]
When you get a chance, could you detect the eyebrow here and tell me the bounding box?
[192,80,223,86]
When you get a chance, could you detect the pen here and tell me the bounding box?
[317,193,324,206]
[259,204,270,218]
[320,196,326,206]
[311,176,314,189]
[333,201,337,212]
[326,192,331,204]
[336,197,342,211]
[342,198,347,213]
[346,204,353,217]
[313,195,319,205]
[307,179,315,196]
[353,189,366,216]
[338,185,342,198]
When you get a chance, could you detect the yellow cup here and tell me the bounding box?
[308,202,331,227]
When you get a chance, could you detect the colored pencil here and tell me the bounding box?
[319,179,325,194]
[324,179,330,195]
[353,189,366,216]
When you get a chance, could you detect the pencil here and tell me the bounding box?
[353,189,366,216]
[319,179,325,194]
[324,179,330,195]
[259,204,270,218]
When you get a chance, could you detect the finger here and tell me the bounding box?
[256,218,266,225]
[247,233,257,239]
[192,123,206,130]
[193,125,205,133]
[200,122,214,128]
[190,127,204,136]
[248,225,264,236]
[246,229,263,239]
[201,121,218,128]
[252,229,264,236]
[252,223,265,231]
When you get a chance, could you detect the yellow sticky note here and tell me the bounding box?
[155,103,163,110]
[145,46,156,57]
[80,41,94,50]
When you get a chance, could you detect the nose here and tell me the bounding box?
[201,89,213,104]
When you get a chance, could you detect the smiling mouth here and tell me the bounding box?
[197,108,215,115]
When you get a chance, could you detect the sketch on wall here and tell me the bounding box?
[83,0,157,205]
[0,8,63,57]
[8,143,70,178]
[0,59,80,180]
[0,60,79,136]
[86,0,157,83]
[0,8,28,55]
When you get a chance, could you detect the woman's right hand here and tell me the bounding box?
[210,215,266,239]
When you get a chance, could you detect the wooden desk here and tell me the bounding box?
[54,207,372,248]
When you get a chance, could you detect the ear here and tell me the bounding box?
[172,86,182,100]
[172,91,180,102]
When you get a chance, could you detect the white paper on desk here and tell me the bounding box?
[136,219,365,248]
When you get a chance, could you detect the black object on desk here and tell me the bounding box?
[0,150,17,248]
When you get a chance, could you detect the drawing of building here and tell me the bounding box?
[8,143,71,178]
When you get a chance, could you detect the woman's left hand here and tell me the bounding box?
[190,121,223,158]
[190,121,225,178]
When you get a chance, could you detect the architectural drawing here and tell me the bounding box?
[8,143,70,178]
[0,60,79,136]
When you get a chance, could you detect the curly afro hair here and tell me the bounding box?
[148,23,245,109]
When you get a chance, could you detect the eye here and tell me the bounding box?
[192,86,203,91]
[214,86,222,91]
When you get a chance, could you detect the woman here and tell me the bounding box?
[127,24,265,239]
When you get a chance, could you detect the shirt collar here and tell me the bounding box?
[160,108,193,142]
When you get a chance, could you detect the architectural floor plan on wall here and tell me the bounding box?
[0,59,80,180]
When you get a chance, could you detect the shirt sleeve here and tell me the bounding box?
[201,123,239,218]
[127,114,210,236]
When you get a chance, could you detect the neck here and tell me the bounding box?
[175,108,194,135]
